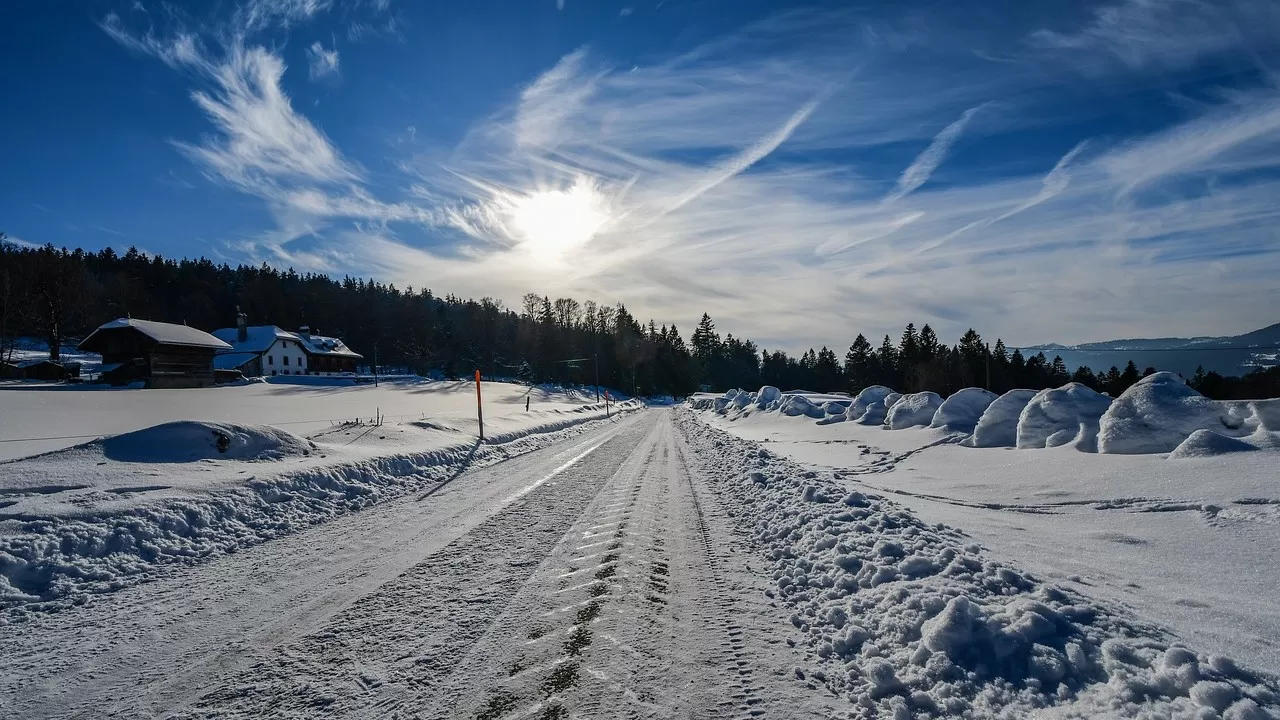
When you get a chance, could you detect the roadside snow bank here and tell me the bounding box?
[101,421,316,463]
[930,388,998,433]
[886,392,943,430]
[1017,383,1113,451]
[968,389,1039,448]
[0,405,639,614]
[1098,373,1243,455]
[678,410,1280,719]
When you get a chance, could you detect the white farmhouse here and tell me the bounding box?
[212,312,362,378]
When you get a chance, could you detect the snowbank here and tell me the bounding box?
[1017,383,1113,451]
[885,392,943,430]
[846,386,896,422]
[0,401,640,612]
[677,411,1280,719]
[883,392,903,410]
[1098,372,1243,455]
[1168,430,1259,459]
[968,389,1039,448]
[929,388,998,433]
[100,421,316,463]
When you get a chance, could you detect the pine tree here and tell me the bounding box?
[844,334,873,392]
[877,335,899,388]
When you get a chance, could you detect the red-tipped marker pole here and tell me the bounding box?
[475,369,484,441]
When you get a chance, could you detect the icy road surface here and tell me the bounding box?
[1,411,831,719]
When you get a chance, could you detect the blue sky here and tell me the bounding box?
[3,0,1279,349]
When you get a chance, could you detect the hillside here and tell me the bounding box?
[1020,322,1280,377]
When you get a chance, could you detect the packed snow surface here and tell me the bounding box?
[929,387,998,433]
[1017,382,1113,451]
[885,391,944,430]
[968,389,1039,448]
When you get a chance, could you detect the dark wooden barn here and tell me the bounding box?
[78,318,231,388]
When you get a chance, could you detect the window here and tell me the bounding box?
[283,356,289,366]
[268,355,274,365]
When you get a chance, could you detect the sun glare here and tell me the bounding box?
[508,178,609,262]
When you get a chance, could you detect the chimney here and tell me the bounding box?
[299,325,311,340]
[236,307,248,343]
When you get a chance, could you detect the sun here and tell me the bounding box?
[507,178,609,262]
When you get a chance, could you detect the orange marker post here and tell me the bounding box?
[475,369,484,441]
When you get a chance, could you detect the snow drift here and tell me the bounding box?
[101,421,316,463]
[1168,430,1259,459]
[885,392,943,430]
[1098,372,1246,455]
[1017,383,1113,451]
[845,386,896,422]
[929,388,998,433]
[968,389,1039,448]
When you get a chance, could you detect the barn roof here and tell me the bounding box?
[79,318,231,352]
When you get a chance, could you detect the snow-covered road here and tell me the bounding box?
[5,408,1277,719]
[2,411,831,719]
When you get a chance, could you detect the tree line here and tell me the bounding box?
[1,238,1275,400]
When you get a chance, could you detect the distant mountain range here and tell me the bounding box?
[1017,323,1280,378]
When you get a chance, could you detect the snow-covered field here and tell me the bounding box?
[0,379,639,612]
[689,378,1280,689]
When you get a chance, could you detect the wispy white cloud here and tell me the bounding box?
[174,43,358,188]
[1029,0,1280,74]
[306,40,340,79]
[884,103,986,204]
[100,3,1280,348]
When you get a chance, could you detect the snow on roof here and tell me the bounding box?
[213,352,259,370]
[297,332,362,359]
[211,326,296,355]
[81,318,231,351]
[209,325,362,359]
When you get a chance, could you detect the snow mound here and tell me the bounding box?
[846,386,896,421]
[885,392,943,430]
[1169,430,1259,459]
[854,400,891,425]
[756,385,782,408]
[1098,372,1242,455]
[1017,383,1113,451]
[677,411,1280,719]
[883,392,903,410]
[101,421,315,463]
[969,389,1040,448]
[780,394,826,419]
[930,388,998,433]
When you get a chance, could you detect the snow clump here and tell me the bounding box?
[885,392,943,430]
[929,388,998,433]
[967,389,1039,448]
[1098,372,1244,455]
[1017,383,1113,451]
